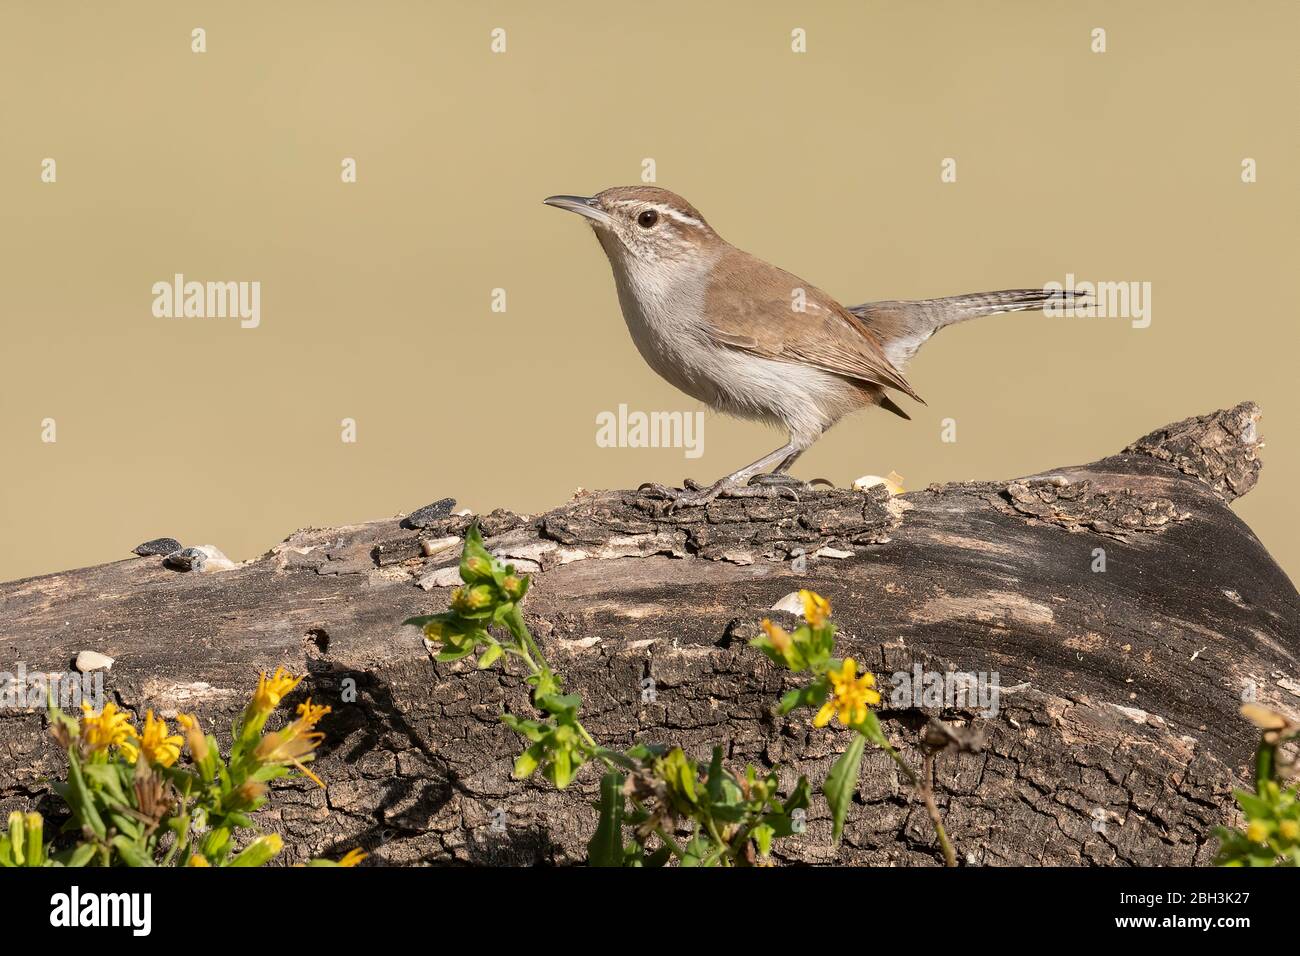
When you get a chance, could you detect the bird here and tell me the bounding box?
[544,186,1086,507]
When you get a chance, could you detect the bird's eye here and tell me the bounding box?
[637,209,659,229]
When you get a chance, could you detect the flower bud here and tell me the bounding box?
[464,555,494,580]
[451,583,495,614]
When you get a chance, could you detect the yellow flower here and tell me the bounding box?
[254,698,331,787]
[251,666,303,717]
[176,713,209,763]
[1245,820,1269,844]
[760,619,792,654]
[295,699,331,727]
[138,710,184,767]
[80,702,139,762]
[813,658,881,729]
[186,854,210,867]
[1279,820,1299,842]
[800,590,831,628]
[337,848,367,867]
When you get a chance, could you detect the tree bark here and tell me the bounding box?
[1,401,1295,866]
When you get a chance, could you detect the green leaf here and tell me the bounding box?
[434,645,476,663]
[777,676,830,716]
[529,668,562,701]
[459,524,496,584]
[659,748,699,811]
[706,747,726,804]
[65,843,96,868]
[783,775,812,814]
[501,713,547,743]
[65,748,106,840]
[548,745,574,789]
[513,744,543,779]
[477,642,504,669]
[587,773,626,867]
[1234,789,1276,821]
[624,742,667,762]
[111,836,155,867]
[537,694,582,720]
[643,844,673,868]
[402,615,441,628]
[593,747,639,772]
[107,811,143,841]
[228,835,282,867]
[83,763,131,808]
[824,735,866,846]
[679,835,710,867]
[856,709,888,746]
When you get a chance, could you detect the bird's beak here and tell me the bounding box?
[543,194,614,226]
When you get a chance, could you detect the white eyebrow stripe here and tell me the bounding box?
[659,207,702,227]
[607,199,704,227]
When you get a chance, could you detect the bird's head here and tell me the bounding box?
[544,186,722,271]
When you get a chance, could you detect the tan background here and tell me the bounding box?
[1,0,1296,585]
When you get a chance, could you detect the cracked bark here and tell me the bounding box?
[0,401,1295,866]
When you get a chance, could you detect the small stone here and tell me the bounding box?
[75,650,115,673]
[420,535,462,558]
[164,545,238,573]
[192,545,238,572]
[853,473,905,495]
[813,546,855,559]
[402,498,458,529]
[133,537,182,557]
[418,565,464,590]
[164,547,207,572]
[771,592,804,615]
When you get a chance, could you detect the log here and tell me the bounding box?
[1,401,1295,866]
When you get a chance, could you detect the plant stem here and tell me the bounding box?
[501,603,608,765]
[879,734,956,867]
[921,751,957,868]
[879,740,919,785]
[1255,740,1276,793]
[652,824,686,858]
[503,605,545,666]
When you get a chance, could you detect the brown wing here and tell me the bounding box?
[702,247,924,403]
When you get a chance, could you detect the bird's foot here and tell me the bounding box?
[637,475,803,513]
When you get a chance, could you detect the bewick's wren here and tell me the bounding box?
[545,186,1085,506]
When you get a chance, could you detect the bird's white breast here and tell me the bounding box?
[601,241,861,442]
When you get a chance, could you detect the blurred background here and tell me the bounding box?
[1,0,1295,583]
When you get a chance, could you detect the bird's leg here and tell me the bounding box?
[747,448,807,487]
[639,436,815,510]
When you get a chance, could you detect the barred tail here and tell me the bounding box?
[848,288,1090,370]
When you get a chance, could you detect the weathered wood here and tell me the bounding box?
[1,401,1295,866]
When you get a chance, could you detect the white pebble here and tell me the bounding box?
[75,651,115,673]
